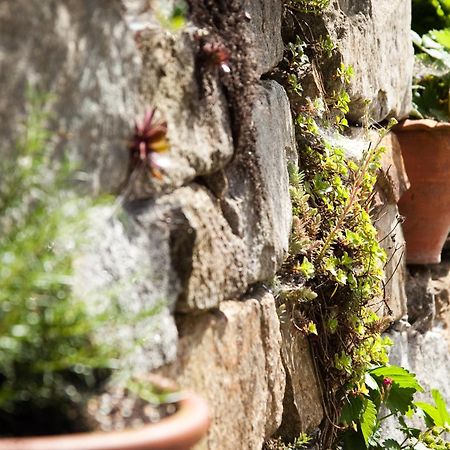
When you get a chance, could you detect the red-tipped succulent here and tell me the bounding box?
[202,42,231,74]
[129,108,169,179]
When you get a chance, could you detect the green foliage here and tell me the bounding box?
[0,91,165,436]
[153,0,187,31]
[264,433,314,450]
[279,16,402,450]
[339,365,450,450]
[412,0,450,35]
[288,0,330,14]
[0,91,117,433]
[412,28,450,120]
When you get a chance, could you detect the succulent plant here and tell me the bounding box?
[201,42,231,74]
[129,109,169,179]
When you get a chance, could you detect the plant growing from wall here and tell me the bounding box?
[276,6,450,448]
[286,0,330,14]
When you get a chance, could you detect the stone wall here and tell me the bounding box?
[1,1,448,449]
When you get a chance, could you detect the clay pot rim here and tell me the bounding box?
[0,390,210,450]
[394,118,450,132]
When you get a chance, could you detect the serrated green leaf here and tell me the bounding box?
[431,28,450,50]
[386,387,416,414]
[360,398,377,445]
[370,365,423,391]
[341,396,364,425]
[415,401,444,426]
[383,439,402,450]
[431,389,450,425]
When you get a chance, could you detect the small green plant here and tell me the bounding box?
[0,91,116,435]
[265,432,314,450]
[287,0,330,14]
[153,0,187,32]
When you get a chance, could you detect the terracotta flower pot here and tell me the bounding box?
[394,119,450,264]
[0,389,209,450]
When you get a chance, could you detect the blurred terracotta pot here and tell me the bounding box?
[0,389,209,450]
[395,119,450,264]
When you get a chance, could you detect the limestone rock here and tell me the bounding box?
[74,203,179,373]
[161,290,286,450]
[209,80,295,285]
[244,0,284,74]
[277,315,324,440]
[298,0,413,122]
[135,26,234,198]
[0,0,141,194]
[374,203,408,321]
[373,131,409,321]
[334,0,413,121]
[152,185,248,312]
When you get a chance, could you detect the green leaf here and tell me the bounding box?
[360,398,377,445]
[341,396,364,425]
[364,373,379,392]
[431,389,450,424]
[383,439,402,450]
[415,401,444,426]
[386,387,416,414]
[431,28,450,50]
[299,257,315,279]
[370,365,423,391]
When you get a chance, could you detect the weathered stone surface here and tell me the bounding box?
[161,291,286,450]
[74,204,178,373]
[378,132,411,204]
[430,261,450,342]
[373,132,409,321]
[211,80,295,285]
[151,184,248,312]
[310,0,413,122]
[373,203,408,321]
[383,327,450,438]
[278,318,324,440]
[244,0,284,74]
[135,25,234,197]
[0,0,140,193]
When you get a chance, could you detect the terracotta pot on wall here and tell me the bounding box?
[394,119,450,264]
[0,390,209,450]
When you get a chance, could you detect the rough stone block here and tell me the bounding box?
[209,80,295,285]
[136,26,234,197]
[151,184,248,312]
[160,291,286,450]
[74,204,178,373]
[244,0,284,74]
[304,0,413,122]
[0,0,141,194]
[277,315,324,440]
[373,132,409,321]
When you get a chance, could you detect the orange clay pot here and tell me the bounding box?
[395,119,450,264]
[0,390,209,450]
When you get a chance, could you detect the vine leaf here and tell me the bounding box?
[360,398,377,445]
